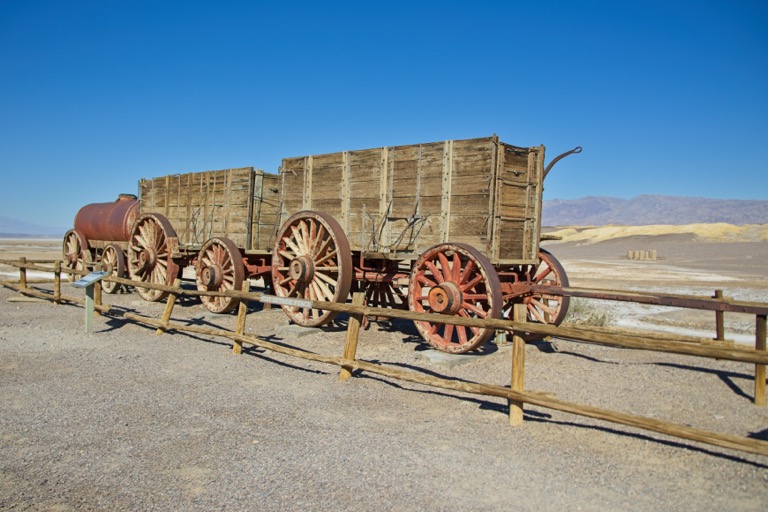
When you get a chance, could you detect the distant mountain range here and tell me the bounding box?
[1,195,766,236]
[542,195,768,227]
[0,216,66,237]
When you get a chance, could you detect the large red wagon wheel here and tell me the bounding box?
[271,211,353,327]
[128,213,180,302]
[195,237,245,314]
[100,243,127,294]
[506,248,570,340]
[408,243,503,353]
[62,229,91,282]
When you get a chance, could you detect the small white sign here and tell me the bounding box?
[72,271,109,288]
[260,295,313,309]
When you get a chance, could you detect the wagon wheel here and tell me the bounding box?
[62,229,91,282]
[356,261,408,310]
[362,280,408,310]
[271,211,353,327]
[100,243,127,294]
[408,243,503,353]
[506,248,570,341]
[195,237,245,314]
[128,213,180,302]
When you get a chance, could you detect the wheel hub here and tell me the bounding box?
[200,265,222,288]
[138,249,156,271]
[101,261,113,273]
[428,282,463,315]
[289,256,314,283]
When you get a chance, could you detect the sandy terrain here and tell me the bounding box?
[1,229,767,511]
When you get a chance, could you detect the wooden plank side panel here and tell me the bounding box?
[251,172,281,252]
[280,158,307,218]
[383,142,445,252]
[492,143,544,263]
[138,167,255,248]
[277,136,536,260]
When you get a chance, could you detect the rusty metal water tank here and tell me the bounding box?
[74,194,139,242]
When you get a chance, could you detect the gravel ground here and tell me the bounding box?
[2,236,768,510]
[1,281,768,511]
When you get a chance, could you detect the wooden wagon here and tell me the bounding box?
[63,135,578,353]
[273,135,578,352]
[64,167,281,313]
[128,166,280,312]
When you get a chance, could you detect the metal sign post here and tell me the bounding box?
[72,271,108,334]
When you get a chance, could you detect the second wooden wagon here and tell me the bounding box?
[273,135,578,352]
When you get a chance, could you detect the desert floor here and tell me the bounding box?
[1,232,767,511]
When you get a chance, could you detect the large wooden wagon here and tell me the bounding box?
[129,166,280,312]
[63,167,280,313]
[273,135,579,352]
[63,135,578,354]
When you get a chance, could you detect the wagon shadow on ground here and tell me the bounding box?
[361,316,506,355]
[355,368,768,468]
[103,307,332,375]
[549,345,760,402]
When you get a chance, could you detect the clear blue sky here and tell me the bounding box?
[1,0,766,230]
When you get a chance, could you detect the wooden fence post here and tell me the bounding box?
[54,260,61,304]
[339,292,365,381]
[233,281,250,355]
[156,279,182,335]
[714,290,725,342]
[19,257,27,290]
[509,303,527,426]
[94,280,102,317]
[755,314,767,406]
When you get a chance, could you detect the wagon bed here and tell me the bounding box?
[279,135,544,264]
[138,167,280,254]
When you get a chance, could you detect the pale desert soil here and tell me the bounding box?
[1,235,767,511]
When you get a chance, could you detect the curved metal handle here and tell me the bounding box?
[543,146,582,180]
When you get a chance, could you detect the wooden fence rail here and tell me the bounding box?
[2,257,768,458]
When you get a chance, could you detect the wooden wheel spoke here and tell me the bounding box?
[458,258,475,285]
[314,271,338,288]
[528,297,556,317]
[533,266,553,284]
[283,236,302,256]
[463,302,488,318]
[415,274,436,287]
[310,224,327,256]
[290,225,307,253]
[457,325,468,345]
[315,249,338,267]
[462,274,484,291]
[299,220,311,250]
[443,323,454,341]
[312,235,333,260]
[437,252,452,281]
[527,302,548,323]
[452,252,462,281]
[425,261,443,283]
